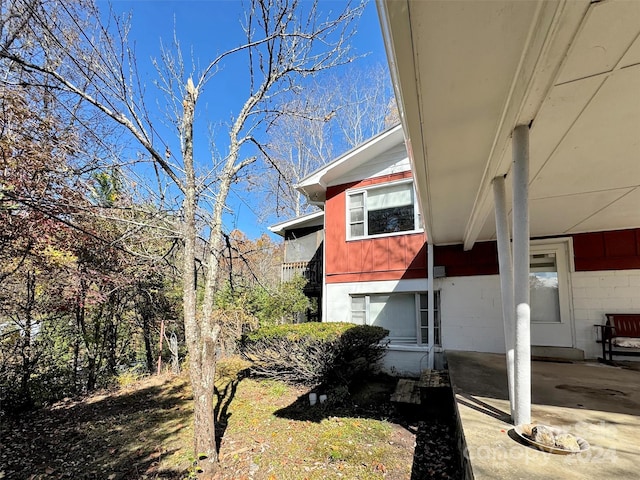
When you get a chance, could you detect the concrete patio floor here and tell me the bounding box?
[446,351,640,480]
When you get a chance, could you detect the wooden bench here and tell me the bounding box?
[597,313,640,362]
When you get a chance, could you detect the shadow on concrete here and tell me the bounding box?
[457,392,511,424]
[447,351,640,417]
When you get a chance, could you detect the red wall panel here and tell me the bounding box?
[325,172,427,284]
[573,229,640,271]
[434,242,500,277]
[431,228,640,277]
[324,171,640,280]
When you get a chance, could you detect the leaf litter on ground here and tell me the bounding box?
[0,363,461,479]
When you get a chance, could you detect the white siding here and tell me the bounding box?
[328,143,411,187]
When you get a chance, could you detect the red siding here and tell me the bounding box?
[325,172,427,284]
[573,229,640,271]
[434,242,499,277]
[430,228,640,277]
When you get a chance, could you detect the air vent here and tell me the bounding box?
[433,266,446,278]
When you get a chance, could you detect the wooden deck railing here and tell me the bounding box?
[281,259,322,285]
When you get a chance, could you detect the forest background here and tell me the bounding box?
[0,0,396,474]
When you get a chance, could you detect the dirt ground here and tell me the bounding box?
[0,373,461,480]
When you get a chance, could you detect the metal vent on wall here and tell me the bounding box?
[433,266,446,278]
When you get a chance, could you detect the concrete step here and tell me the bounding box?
[531,346,584,361]
[390,378,421,405]
[391,369,452,406]
[419,369,450,389]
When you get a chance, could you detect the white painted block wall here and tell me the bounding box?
[572,269,640,359]
[322,269,640,372]
[324,278,429,323]
[436,276,506,354]
[324,278,430,376]
[437,270,640,359]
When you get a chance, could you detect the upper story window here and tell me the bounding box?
[347,180,420,240]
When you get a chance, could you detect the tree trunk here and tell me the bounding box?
[19,271,36,407]
[86,356,97,391]
[190,343,218,476]
[142,310,154,373]
[181,78,219,476]
[72,336,80,393]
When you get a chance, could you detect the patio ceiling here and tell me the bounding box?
[378,0,640,248]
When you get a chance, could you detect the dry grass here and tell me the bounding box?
[0,360,417,480]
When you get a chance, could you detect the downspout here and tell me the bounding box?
[321,212,327,323]
[427,242,435,369]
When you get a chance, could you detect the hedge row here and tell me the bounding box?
[239,322,388,385]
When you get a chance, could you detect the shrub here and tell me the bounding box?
[239,322,389,385]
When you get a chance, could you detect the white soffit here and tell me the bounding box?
[268,210,324,237]
[555,0,640,84]
[380,0,640,247]
[295,124,404,203]
[570,187,640,233]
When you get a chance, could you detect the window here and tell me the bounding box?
[350,292,441,345]
[347,181,420,239]
[419,292,441,346]
[529,252,561,323]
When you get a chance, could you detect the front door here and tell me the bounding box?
[529,241,574,347]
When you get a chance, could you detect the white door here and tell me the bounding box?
[529,241,574,347]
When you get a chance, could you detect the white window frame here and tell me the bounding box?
[350,291,441,346]
[346,179,422,241]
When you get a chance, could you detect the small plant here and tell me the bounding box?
[116,365,146,389]
[239,322,388,385]
[215,356,251,382]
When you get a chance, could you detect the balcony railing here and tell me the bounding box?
[281,259,322,286]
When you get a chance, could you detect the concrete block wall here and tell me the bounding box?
[322,269,640,369]
[437,270,640,360]
[324,278,431,376]
[436,276,506,353]
[324,278,429,323]
[571,269,640,359]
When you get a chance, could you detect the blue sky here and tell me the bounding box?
[103,1,389,239]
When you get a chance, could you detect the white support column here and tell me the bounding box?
[512,125,531,426]
[493,175,515,418]
[427,242,435,369]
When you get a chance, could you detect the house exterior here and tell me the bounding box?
[272,125,440,375]
[272,120,640,378]
[269,211,324,322]
[273,2,640,391]
[376,0,640,422]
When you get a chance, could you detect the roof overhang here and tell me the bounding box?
[296,124,404,203]
[268,210,324,237]
[378,0,640,248]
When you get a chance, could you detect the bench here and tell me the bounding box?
[597,313,640,363]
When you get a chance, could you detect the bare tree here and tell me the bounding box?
[260,62,398,220]
[329,62,399,149]
[1,0,362,474]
